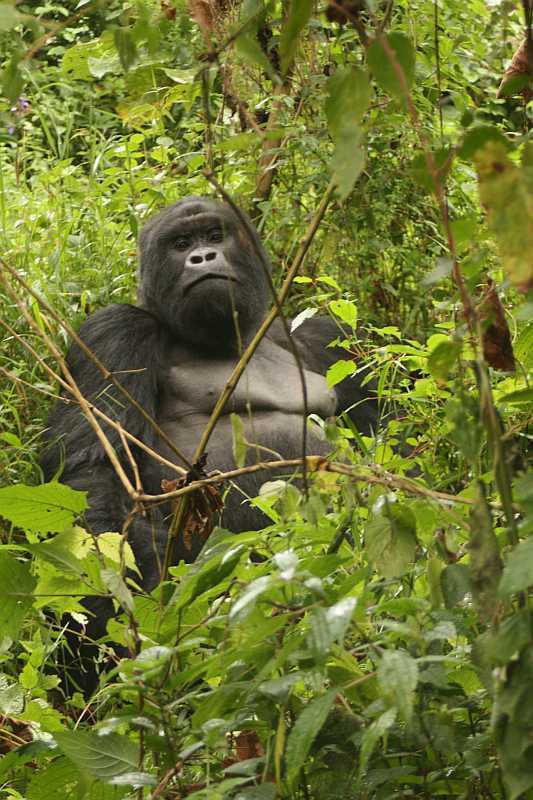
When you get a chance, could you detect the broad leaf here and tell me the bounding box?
[326,66,371,139]
[358,708,396,779]
[366,504,417,578]
[0,552,36,638]
[499,536,533,596]
[55,731,139,783]
[367,33,415,99]
[326,359,355,389]
[329,299,357,328]
[468,482,503,621]
[279,0,314,75]
[378,650,418,721]
[285,689,337,789]
[474,140,533,291]
[0,482,87,534]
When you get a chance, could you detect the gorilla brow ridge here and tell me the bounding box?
[169,211,232,232]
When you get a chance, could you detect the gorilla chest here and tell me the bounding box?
[158,339,336,461]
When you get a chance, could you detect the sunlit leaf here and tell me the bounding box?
[326,359,355,388]
[0,482,87,534]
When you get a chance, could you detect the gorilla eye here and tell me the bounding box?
[173,235,191,251]
[207,228,224,243]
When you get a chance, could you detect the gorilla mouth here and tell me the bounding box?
[183,274,238,294]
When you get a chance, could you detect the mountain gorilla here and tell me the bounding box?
[42,196,378,690]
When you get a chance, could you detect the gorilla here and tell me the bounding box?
[42,196,378,690]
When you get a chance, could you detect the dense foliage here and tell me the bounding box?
[0,0,532,797]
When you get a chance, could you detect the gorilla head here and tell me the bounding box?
[138,197,271,352]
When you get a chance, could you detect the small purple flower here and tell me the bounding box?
[7,126,15,135]
[10,98,31,117]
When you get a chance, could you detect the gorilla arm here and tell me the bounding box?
[41,303,177,587]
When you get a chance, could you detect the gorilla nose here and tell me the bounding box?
[186,247,219,268]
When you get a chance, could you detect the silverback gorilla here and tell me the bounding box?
[42,197,378,691]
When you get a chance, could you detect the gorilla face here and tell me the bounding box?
[138,198,271,352]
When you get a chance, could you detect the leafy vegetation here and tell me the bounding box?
[0,0,532,798]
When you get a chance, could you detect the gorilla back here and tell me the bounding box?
[42,196,378,620]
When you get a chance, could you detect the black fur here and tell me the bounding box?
[42,197,379,693]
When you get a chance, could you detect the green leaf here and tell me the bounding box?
[410,148,452,193]
[441,563,472,608]
[326,359,356,389]
[0,673,24,715]
[113,28,137,72]
[285,689,337,789]
[468,482,503,621]
[499,388,533,406]
[100,567,134,613]
[378,650,418,721]
[427,339,462,381]
[358,708,396,779]
[366,504,417,578]
[326,66,369,199]
[474,141,533,291]
[493,645,533,799]
[459,124,512,161]
[89,53,120,79]
[258,672,303,702]
[514,323,533,370]
[173,545,245,613]
[330,125,366,200]
[2,53,23,103]
[229,575,272,622]
[0,552,36,638]
[487,611,532,665]
[55,731,139,783]
[367,33,415,99]
[0,3,22,30]
[326,66,371,139]
[279,0,314,75]
[234,785,277,800]
[329,299,357,328]
[0,482,87,534]
[499,537,533,596]
[26,756,81,800]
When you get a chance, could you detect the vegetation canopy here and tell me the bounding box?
[0,0,532,798]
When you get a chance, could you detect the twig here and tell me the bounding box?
[0,258,191,469]
[0,272,135,497]
[204,172,311,496]
[137,455,475,510]
[191,179,335,464]
[22,3,98,62]
[0,325,186,477]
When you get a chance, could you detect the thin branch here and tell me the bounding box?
[137,455,475,510]
[0,272,135,496]
[191,179,335,465]
[204,172,311,495]
[0,258,191,469]
[22,3,98,62]
[0,321,186,477]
